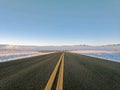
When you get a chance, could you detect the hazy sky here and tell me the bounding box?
[0,0,120,46]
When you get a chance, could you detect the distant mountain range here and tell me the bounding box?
[0,44,120,51]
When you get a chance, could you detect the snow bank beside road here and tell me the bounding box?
[0,50,53,62]
[70,50,120,62]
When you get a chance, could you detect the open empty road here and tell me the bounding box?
[0,52,120,90]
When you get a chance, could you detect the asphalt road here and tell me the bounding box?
[64,53,120,90]
[0,53,61,90]
[0,52,120,90]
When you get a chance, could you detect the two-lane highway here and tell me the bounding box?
[0,52,120,90]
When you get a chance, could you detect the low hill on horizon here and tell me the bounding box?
[0,44,120,51]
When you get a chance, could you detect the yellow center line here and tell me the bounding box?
[44,53,64,90]
[56,53,64,90]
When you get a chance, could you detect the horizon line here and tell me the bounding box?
[0,43,120,47]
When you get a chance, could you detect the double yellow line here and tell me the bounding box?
[44,53,64,90]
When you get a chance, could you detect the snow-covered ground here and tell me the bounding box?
[70,50,120,62]
[0,50,53,62]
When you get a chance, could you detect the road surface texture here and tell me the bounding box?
[0,52,120,90]
[64,53,120,90]
[0,53,61,90]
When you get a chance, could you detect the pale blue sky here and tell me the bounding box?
[0,0,120,46]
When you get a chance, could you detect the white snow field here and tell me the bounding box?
[0,50,53,62]
[70,50,120,62]
[0,44,120,62]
